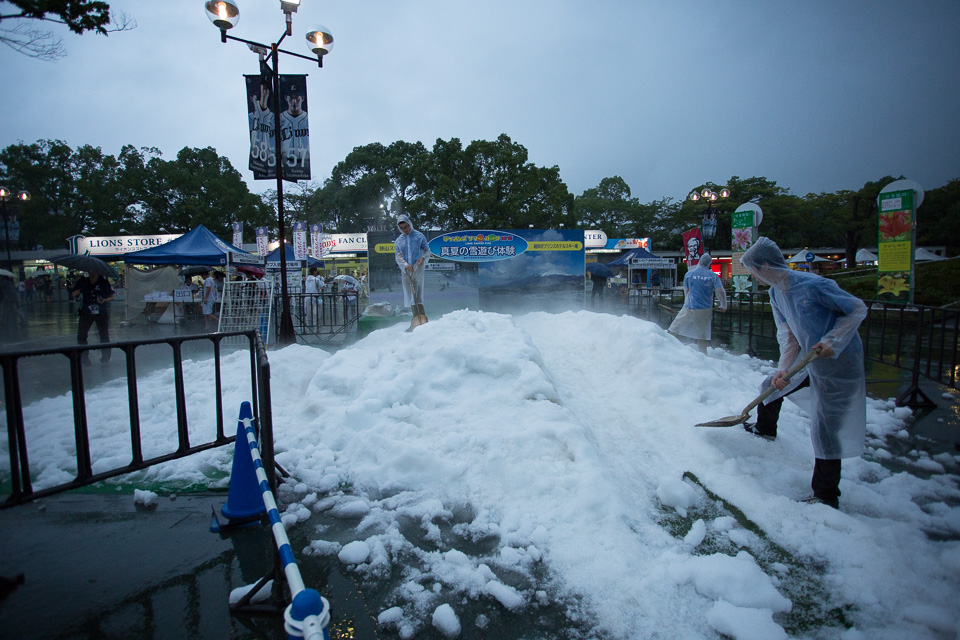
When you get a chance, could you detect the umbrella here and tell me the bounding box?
[0,268,14,278]
[48,254,119,278]
[180,265,211,276]
[586,262,616,278]
[333,275,359,287]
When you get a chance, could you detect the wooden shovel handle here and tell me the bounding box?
[739,347,822,418]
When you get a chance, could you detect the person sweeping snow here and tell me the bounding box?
[739,237,867,509]
[394,214,430,331]
[668,254,727,351]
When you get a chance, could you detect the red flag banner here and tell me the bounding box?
[682,228,703,266]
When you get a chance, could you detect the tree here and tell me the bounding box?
[575,176,643,238]
[914,179,960,257]
[0,140,272,248]
[423,134,573,230]
[1,0,135,60]
[137,147,272,237]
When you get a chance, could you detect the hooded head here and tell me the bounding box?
[697,254,713,269]
[397,214,413,235]
[740,237,790,288]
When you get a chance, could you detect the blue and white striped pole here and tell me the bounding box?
[236,402,330,640]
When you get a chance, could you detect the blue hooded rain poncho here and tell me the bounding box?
[668,254,727,340]
[394,214,430,307]
[740,237,867,459]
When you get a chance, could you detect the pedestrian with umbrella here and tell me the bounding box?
[69,269,116,364]
[48,255,119,363]
[586,262,615,307]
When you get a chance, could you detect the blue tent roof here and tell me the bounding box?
[607,247,659,266]
[265,245,324,268]
[123,225,250,266]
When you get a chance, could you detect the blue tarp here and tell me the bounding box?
[607,247,660,266]
[265,245,324,268]
[123,225,251,266]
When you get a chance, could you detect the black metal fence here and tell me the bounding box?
[1,330,273,509]
[627,289,959,403]
[281,292,361,344]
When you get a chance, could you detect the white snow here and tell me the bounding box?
[4,309,960,640]
[133,489,158,508]
[432,603,461,637]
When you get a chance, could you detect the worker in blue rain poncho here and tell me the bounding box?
[395,214,430,326]
[668,254,727,352]
[739,237,867,509]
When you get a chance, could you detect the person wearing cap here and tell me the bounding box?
[394,215,429,323]
[70,272,115,363]
[668,254,727,352]
[739,237,867,509]
[280,83,309,174]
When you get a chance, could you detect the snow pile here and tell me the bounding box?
[4,309,960,639]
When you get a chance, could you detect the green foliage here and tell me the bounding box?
[3,135,959,258]
[917,179,960,256]
[0,140,270,249]
[915,258,960,306]
[825,259,960,307]
[7,0,113,35]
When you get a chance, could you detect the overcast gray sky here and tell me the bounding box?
[1,0,958,205]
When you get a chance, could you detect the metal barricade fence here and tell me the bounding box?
[1,330,272,508]
[283,292,360,344]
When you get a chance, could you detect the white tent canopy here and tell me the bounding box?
[787,252,834,263]
[856,249,879,263]
[915,247,945,261]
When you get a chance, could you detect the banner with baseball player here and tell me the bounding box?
[244,72,311,182]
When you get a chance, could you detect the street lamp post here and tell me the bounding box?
[688,187,729,250]
[0,186,31,270]
[204,0,333,345]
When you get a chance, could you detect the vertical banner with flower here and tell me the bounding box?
[730,210,754,298]
[256,227,269,256]
[877,190,914,302]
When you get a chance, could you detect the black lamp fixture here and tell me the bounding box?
[688,187,730,242]
[205,0,334,345]
[0,186,31,270]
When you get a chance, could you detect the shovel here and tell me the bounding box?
[406,269,428,331]
[696,347,821,427]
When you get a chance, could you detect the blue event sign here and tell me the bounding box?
[428,230,529,262]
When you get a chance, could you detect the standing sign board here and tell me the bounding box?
[877,190,914,302]
[730,210,755,299]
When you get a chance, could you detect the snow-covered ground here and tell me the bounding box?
[5,310,960,639]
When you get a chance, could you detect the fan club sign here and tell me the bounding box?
[244,73,310,182]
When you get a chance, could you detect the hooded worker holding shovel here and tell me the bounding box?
[740,237,867,509]
[395,214,430,330]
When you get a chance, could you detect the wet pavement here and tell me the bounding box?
[0,299,957,639]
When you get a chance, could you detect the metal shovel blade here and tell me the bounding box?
[694,347,822,429]
[696,413,750,428]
